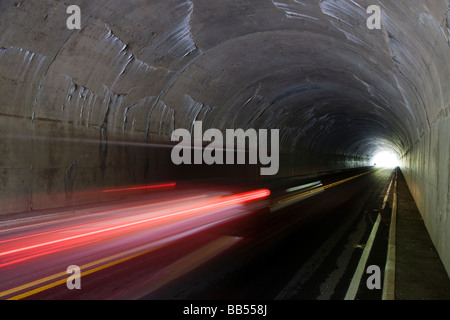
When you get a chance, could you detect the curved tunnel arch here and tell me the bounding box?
[0,0,449,272]
[157,21,432,158]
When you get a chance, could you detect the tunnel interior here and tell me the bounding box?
[0,1,449,274]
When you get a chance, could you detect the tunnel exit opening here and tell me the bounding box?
[371,151,399,168]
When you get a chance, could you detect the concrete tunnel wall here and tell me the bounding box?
[0,1,449,274]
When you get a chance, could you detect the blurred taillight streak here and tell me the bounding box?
[0,188,270,268]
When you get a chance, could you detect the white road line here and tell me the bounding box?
[344,214,381,300]
[344,171,395,300]
[274,199,364,300]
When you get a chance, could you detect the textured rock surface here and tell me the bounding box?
[0,0,449,272]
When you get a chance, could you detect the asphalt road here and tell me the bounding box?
[150,167,394,300]
[0,167,394,300]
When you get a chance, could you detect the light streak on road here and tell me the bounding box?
[0,188,270,269]
[102,182,176,193]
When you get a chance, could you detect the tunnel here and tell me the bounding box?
[0,0,449,299]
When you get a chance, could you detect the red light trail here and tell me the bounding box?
[102,182,176,193]
[0,188,270,268]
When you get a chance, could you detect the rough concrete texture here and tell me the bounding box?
[0,1,449,272]
[402,115,450,278]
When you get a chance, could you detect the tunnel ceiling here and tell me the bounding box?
[0,0,449,159]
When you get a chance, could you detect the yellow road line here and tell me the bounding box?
[274,170,372,205]
[2,170,373,300]
[0,270,67,299]
[122,236,242,299]
[2,242,168,300]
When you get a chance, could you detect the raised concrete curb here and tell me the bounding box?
[382,169,397,300]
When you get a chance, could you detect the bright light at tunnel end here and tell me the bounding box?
[371,151,400,168]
